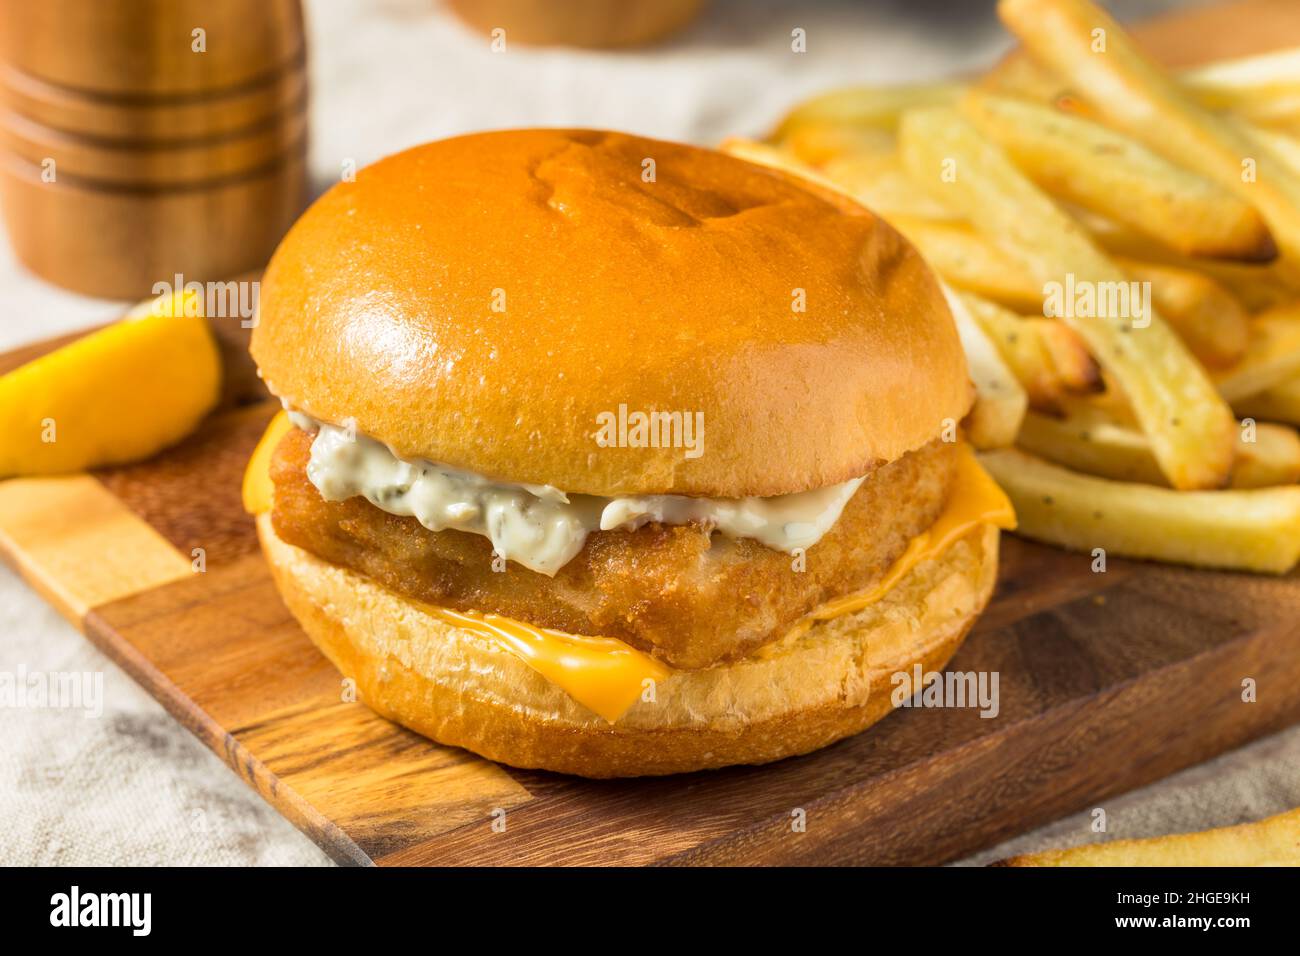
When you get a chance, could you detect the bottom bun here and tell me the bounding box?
[258,514,1000,777]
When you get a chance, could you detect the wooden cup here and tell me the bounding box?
[0,56,308,141]
[0,0,305,96]
[0,100,308,187]
[0,145,307,299]
[0,0,308,298]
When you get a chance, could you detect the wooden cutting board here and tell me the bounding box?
[3,0,1300,866]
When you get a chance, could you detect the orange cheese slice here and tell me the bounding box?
[428,606,670,722]
[242,409,291,515]
[780,443,1016,643]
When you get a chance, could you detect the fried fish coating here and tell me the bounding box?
[270,427,956,669]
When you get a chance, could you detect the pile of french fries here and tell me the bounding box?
[724,0,1300,574]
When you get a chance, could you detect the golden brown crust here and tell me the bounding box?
[250,128,972,498]
[258,515,1000,777]
[270,427,958,668]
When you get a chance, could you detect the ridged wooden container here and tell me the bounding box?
[0,0,304,95]
[0,0,307,299]
[0,56,308,140]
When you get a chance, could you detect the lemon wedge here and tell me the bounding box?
[0,289,220,478]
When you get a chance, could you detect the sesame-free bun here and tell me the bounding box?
[258,514,999,778]
[251,129,971,498]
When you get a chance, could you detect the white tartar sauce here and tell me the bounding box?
[288,411,865,577]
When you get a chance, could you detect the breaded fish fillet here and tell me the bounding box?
[270,427,955,669]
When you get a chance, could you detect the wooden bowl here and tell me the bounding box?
[0,146,307,299]
[0,0,304,96]
[446,0,706,48]
[0,101,308,187]
[0,57,307,141]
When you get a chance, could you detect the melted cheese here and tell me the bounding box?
[777,443,1017,645]
[244,415,1014,724]
[427,606,670,722]
[242,410,291,515]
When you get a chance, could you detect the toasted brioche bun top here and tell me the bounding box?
[251,129,971,497]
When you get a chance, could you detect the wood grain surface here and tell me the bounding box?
[1,0,1298,866]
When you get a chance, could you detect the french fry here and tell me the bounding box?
[1053,388,1140,429]
[1183,47,1300,126]
[979,448,1300,573]
[776,123,896,167]
[1017,410,1300,488]
[1236,376,1300,426]
[1035,321,1103,396]
[961,90,1275,262]
[1183,46,1300,96]
[943,285,1027,449]
[979,50,1072,103]
[1163,260,1295,314]
[1235,420,1300,487]
[1112,257,1249,368]
[995,807,1300,866]
[1016,410,1165,484]
[819,154,959,220]
[990,45,1300,127]
[1232,119,1300,181]
[998,0,1300,276]
[889,216,1042,309]
[1214,305,1300,403]
[897,106,1236,489]
[959,292,1099,407]
[1220,91,1300,129]
[771,82,963,140]
[963,297,1063,409]
[1085,211,1298,310]
[897,211,1254,368]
